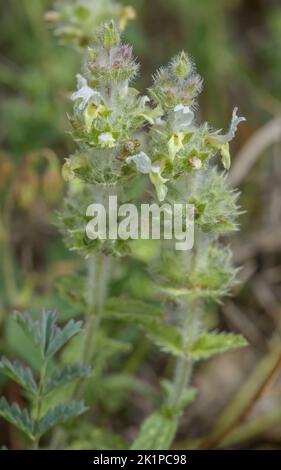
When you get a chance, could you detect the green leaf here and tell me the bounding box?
[43,364,91,395]
[190,332,248,360]
[13,311,83,359]
[142,323,184,357]
[0,357,37,396]
[162,380,197,411]
[38,401,87,436]
[0,398,34,440]
[131,412,177,450]
[13,310,56,358]
[105,297,163,324]
[46,319,83,358]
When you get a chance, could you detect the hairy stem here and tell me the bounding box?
[74,251,111,400]
[168,300,199,413]
[168,356,193,412]
[82,252,111,365]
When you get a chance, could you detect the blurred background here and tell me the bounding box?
[1,0,281,449]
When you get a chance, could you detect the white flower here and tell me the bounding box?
[207,107,246,169]
[126,152,160,174]
[71,74,101,111]
[126,152,168,201]
[172,104,194,132]
[98,132,116,148]
[210,107,246,144]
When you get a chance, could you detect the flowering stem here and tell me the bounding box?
[83,251,111,365]
[74,250,111,399]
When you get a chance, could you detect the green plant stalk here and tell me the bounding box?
[167,299,200,414]
[73,250,111,400]
[82,184,114,366]
[83,251,111,365]
[168,356,193,412]
[32,359,48,450]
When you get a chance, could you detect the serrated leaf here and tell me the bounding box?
[13,310,56,358]
[105,297,163,324]
[38,401,87,436]
[13,311,83,359]
[46,319,83,358]
[0,357,37,396]
[142,323,184,357]
[0,398,34,440]
[131,412,177,450]
[190,332,247,360]
[43,364,91,395]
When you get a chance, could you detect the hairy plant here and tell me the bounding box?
[129,51,247,450]
[56,15,247,449]
[0,3,247,450]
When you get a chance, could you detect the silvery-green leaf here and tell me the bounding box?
[0,398,34,440]
[38,401,87,436]
[13,311,83,359]
[13,310,57,359]
[0,357,37,396]
[46,319,83,358]
[43,364,91,395]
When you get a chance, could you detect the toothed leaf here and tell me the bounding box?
[0,357,37,396]
[13,311,83,359]
[43,364,91,395]
[142,323,183,357]
[46,319,83,358]
[190,332,248,360]
[0,398,34,440]
[105,297,163,324]
[38,401,87,436]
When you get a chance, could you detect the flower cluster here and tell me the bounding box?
[125,52,245,206]
[46,0,136,49]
